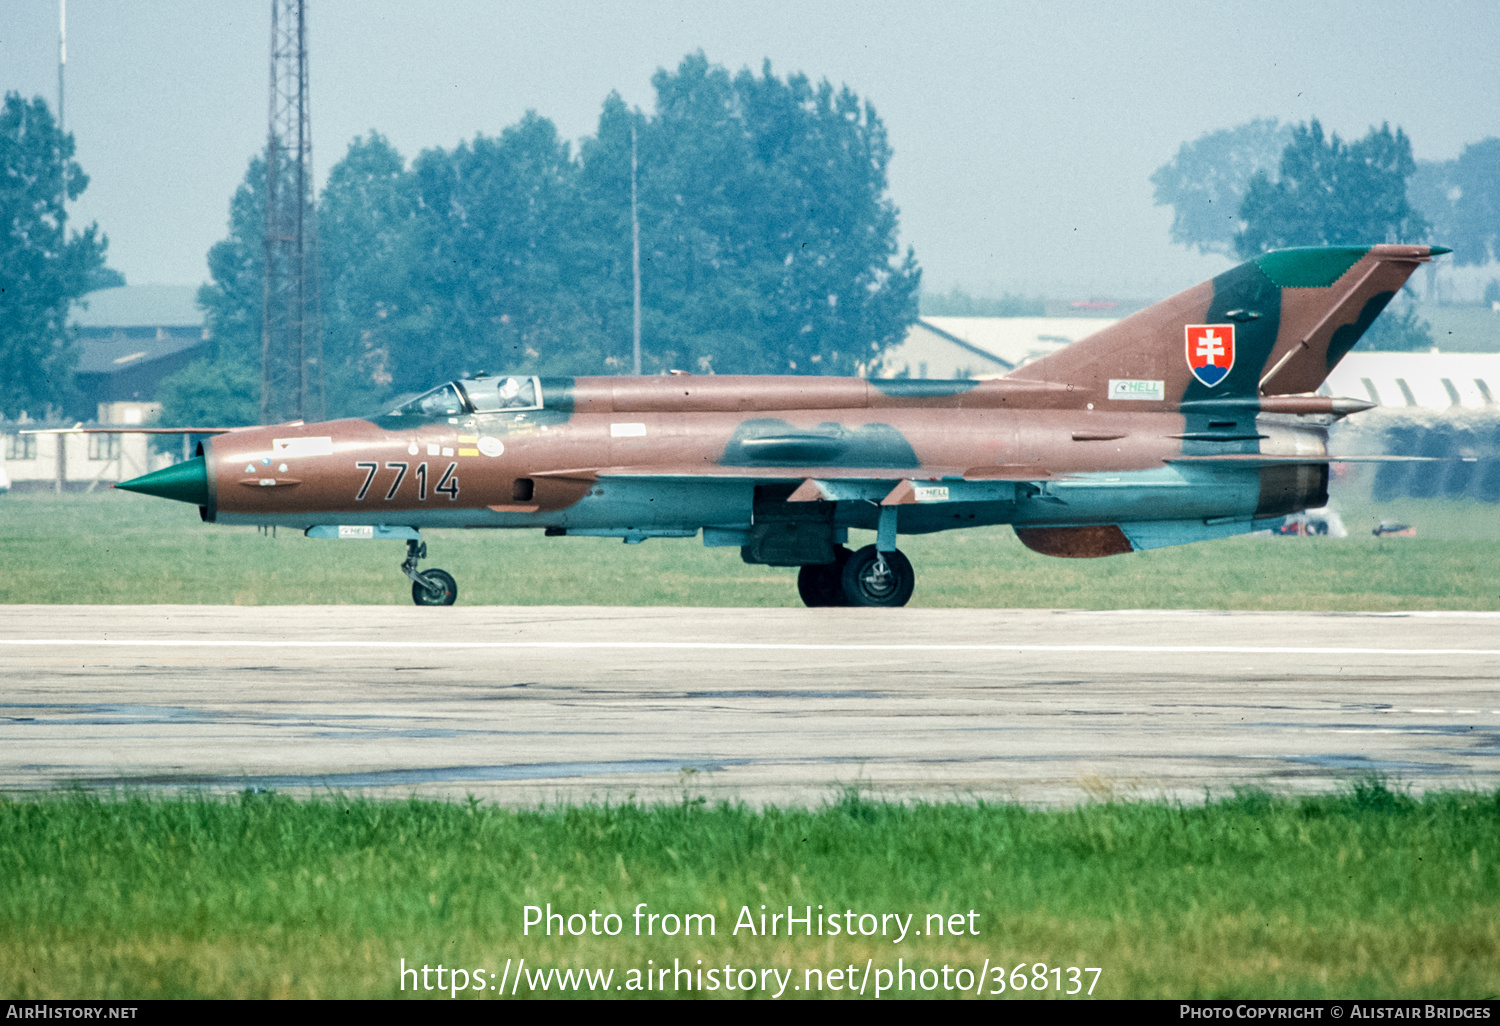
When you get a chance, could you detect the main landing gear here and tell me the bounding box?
[402,539,457,606]
[797,545,851,606]
[797,544,914,608]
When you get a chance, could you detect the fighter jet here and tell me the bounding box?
[114,244,1443,607]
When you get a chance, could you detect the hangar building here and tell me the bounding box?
[1,286,202,492]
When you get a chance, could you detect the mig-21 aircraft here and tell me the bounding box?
[109,244,1443,607]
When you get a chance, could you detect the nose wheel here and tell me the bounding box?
[402,539,457,606]
[412,568,457,606]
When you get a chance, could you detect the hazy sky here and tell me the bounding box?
[4,0,1497,298]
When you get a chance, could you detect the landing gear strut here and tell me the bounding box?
[402,539,457,606]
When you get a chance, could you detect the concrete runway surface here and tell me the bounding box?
[2,605,1498,805]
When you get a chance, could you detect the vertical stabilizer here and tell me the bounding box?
[1009,245,1443,406]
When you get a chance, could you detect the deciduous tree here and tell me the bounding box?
[173,154,265,427]
[1151,119,1291,257]
[195,157,269,366]
[0,93,116,418]
[153,358,260,428]
[1410,138,1500,267]
[318,132,414,412]
[1358,299,1432,352]
[190,136,416,422]
[395,113,601,389]
[628,54,919,375]
[1235,121,1428,258]
[189,53,923,411]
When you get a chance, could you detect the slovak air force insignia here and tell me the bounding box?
[1185,324,1235,387]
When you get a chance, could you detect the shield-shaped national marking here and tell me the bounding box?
[1185,324,1235,387]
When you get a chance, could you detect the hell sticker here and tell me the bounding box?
[1185,324,1235,388]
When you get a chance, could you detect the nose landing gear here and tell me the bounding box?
[402,539,457,606]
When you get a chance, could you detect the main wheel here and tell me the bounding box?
[412,568,457,606]
[840,545,914,607]
[797,546,852,607]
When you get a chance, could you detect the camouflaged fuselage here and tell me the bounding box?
[182,245,1436,558]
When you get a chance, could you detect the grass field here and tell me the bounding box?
[1,489,1497,609]
[0,784,1495,999]
[5,490,1497,999]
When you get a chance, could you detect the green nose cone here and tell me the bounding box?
[116,456,209,505]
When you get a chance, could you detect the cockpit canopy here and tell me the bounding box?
[461,374,542,412]
[388,375,543,417]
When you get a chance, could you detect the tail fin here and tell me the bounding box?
[1009,245,1444,405]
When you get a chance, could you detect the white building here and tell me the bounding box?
[876,317,1117,378]
[1,420,158,493]
[1323,352,1500,411]
[1,285,204,492]
[1324,353,1500,502]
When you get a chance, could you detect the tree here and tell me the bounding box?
[396,112,602,389]
[1235,121,1428,258]
[1357,295,1432,351]
[173,154,266,427]
[189,53,922,401]
[318,132,414,413]
[153,358,260,428]
[1410,138,1500,267]
[573,93,648,372]
[0,93,116,418]
[196,155,269,369]
[188,136,416,423]
[384,54,921,381]
[1151,119,1292,256]
[628,54,919,375]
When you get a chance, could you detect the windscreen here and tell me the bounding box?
[389,383,468,417]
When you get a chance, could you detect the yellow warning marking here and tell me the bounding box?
[458,448,479,457]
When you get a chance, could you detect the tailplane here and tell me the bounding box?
[1009,245,1445,406]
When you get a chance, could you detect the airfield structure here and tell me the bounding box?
[261,0,323,424]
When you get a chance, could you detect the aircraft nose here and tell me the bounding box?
[116,456,209,505]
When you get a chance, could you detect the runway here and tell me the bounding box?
[2,605,1498,805]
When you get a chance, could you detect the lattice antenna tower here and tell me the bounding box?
[261,0,323,423]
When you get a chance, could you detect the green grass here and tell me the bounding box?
[0,784,1495,998]
[2,490,1499,608]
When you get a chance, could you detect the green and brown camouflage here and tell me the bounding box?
[116,244,1442,605]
